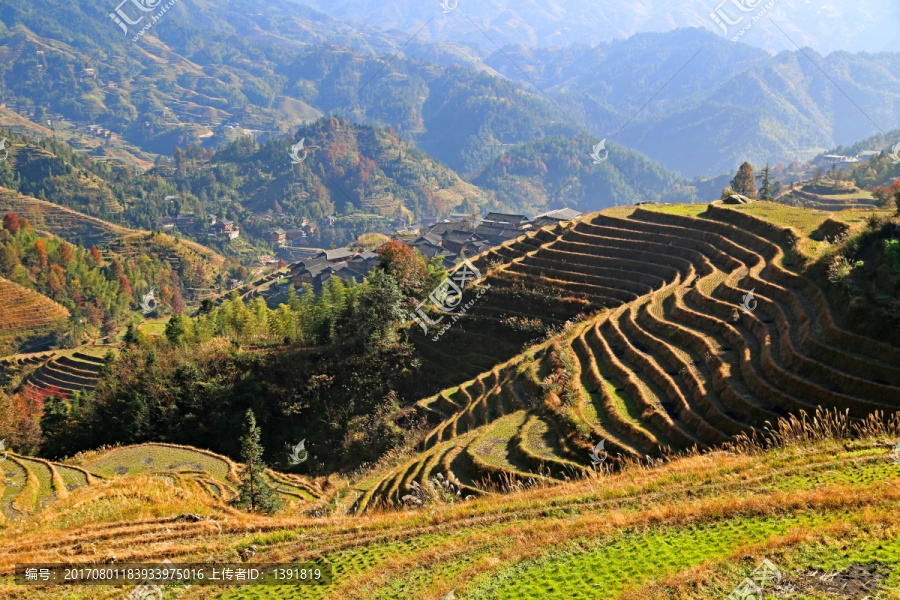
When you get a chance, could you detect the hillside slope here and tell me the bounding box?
[355,201,900,512]
[0,276,68,355]
[1,427,898,599]
[0,188,131,249]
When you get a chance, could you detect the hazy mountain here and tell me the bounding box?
[294,0,900,55]
[480,29,900,176]
[5,0,898,187]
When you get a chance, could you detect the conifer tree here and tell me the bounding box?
[233,410,281,513]
[39,395,70,459]
[755,163,774,200]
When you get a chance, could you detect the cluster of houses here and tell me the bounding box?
[268,219,317,247]
[210,218,240,241]
[284,208,581,293]
[160,211,242,241]
[289,248,380,292]
[820,150,883,165]
[405,208,581,268]
[84,124,117,140]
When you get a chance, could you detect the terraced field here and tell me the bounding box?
[782,187,878,211]
[0,276,69,355]
[21,351,105,398]
[1,431,898,600]
[360,201,900,511]
[0,189,131,248]
[1,202,899,599]
[0,443,325,526]
[412,220,601,391]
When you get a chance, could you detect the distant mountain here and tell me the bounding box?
[7,0,897,206]
[471,135,698,215]
[295,0,900,55]
[202,117,492,226]
[480,29,900,176]
[0,0,574,175]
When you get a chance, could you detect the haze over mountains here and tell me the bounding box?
[299,0,900,55]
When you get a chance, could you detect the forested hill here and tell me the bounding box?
[0,0,572,174]
[132,118,494,240]
[472,135,699,214]
[1,119,699,251]
[0,121,494,248]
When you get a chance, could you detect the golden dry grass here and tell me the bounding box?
[1,423,898,599]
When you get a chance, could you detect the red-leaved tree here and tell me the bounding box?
[377,240,428,298]
[3,212,20,235]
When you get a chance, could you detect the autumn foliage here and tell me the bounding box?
[377,240,428,297]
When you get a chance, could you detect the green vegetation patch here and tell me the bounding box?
[16,457,53,496]
[84,445,230,482]
[1,458,27,518]
[470,411,532,473]
[462,511,847,599]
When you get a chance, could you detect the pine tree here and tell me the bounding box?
[164,314,189,345]
[755,163,774,200]
[730,162,757,198]
[233,410,281,513]
[39,395,70,459]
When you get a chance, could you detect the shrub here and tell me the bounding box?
[884,239,900,275]
[401,472,471,508]
[827,256,852,286]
